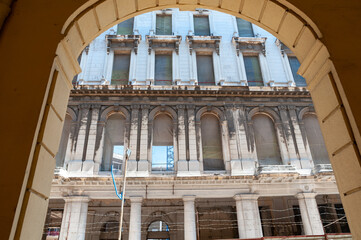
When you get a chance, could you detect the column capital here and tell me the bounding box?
[296,192,318,199]
[129,196,143,203]
[233,193,259,201]
[64,195,90,203]
[183,195,196,202]
[186,104,195,110]
[131,104,140,110]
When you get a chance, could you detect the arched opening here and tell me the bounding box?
[147,220,170,240]
[201,113,224,171]
[252,114,282,165]
[102,113,126,171]
[152,113,174,172]
[303,114,330,165]
[2,1,361,239]
[100,220,119,240]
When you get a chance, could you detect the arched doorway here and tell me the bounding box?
[1,1,361,239]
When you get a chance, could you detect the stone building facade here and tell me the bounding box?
[44,9,350,240]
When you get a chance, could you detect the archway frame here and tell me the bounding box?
[8,0,361,239]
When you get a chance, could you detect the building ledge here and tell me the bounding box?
[257,165,298,175]
[146,35,182,54]
[71,85,310,98]
[106,34,141,54]
[186,35,222,55]
[314,164,333,175]
[232,36,266,56]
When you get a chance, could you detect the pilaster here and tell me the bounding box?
[83,104,101,173]
[186,104,200,175]
[68,104,90,172]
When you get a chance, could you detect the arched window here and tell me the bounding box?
[303,114,330,164]
[102,113,125,171]
[56,114,72,168]
[100,220,119,240]
[152,114,174,172]
[147,220,170,240]
[252,114,282,165]
[201,114,224,171]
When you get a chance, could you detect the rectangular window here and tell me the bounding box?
[117,18,134,35]
[111,54,130,85]
[244,56,263,86]
[194,15,210,36]
[155,54,172,85]
[156,15,172,35]
[236,18,254,37]
[288,56,307,86]
[196,55,215,86]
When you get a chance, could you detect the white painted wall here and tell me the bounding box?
[79,9,294,86]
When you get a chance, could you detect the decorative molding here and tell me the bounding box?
[106,35,141,54]
[186,35,222,55]
[146,35,182,54]
[232,37,266,56]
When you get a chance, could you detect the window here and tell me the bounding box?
[201,114,224,171]
[117,18,134,35]
[155,54,172,85]
[288,56,307,86]
[194,15,210,36]
[156,14,172,35]
[100,220,119,240]
[102,113,125,171]
[303,114,330,164]
[236,18,254,37]
[45,210,63,237]
[244,56,263,86]
[112,54,130,85]
[55,114,72,168]
[147,220,170,240]
[196,54,215,86]
[152,114,174,172]
[252,114,282,165]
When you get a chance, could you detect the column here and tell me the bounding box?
[187,104,200,174]
[127,105,140,176]
[225,104,240,175]
[68,104,90,172]
[128,196,143,240]
[183,195,197,240]
[177,105,188,175]
[296,193,324,235]
[138,104,149,175]
[288,106,313,170]
[234,194,263,239]
[278,105,298,167]
[237,106,257,174]
[59,196,89,240]
[93,119,105,173]
[64,119,77,168]
[83,104,101,173]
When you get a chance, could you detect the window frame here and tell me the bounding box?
[150,111,176,173]
[243,53,265,87]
